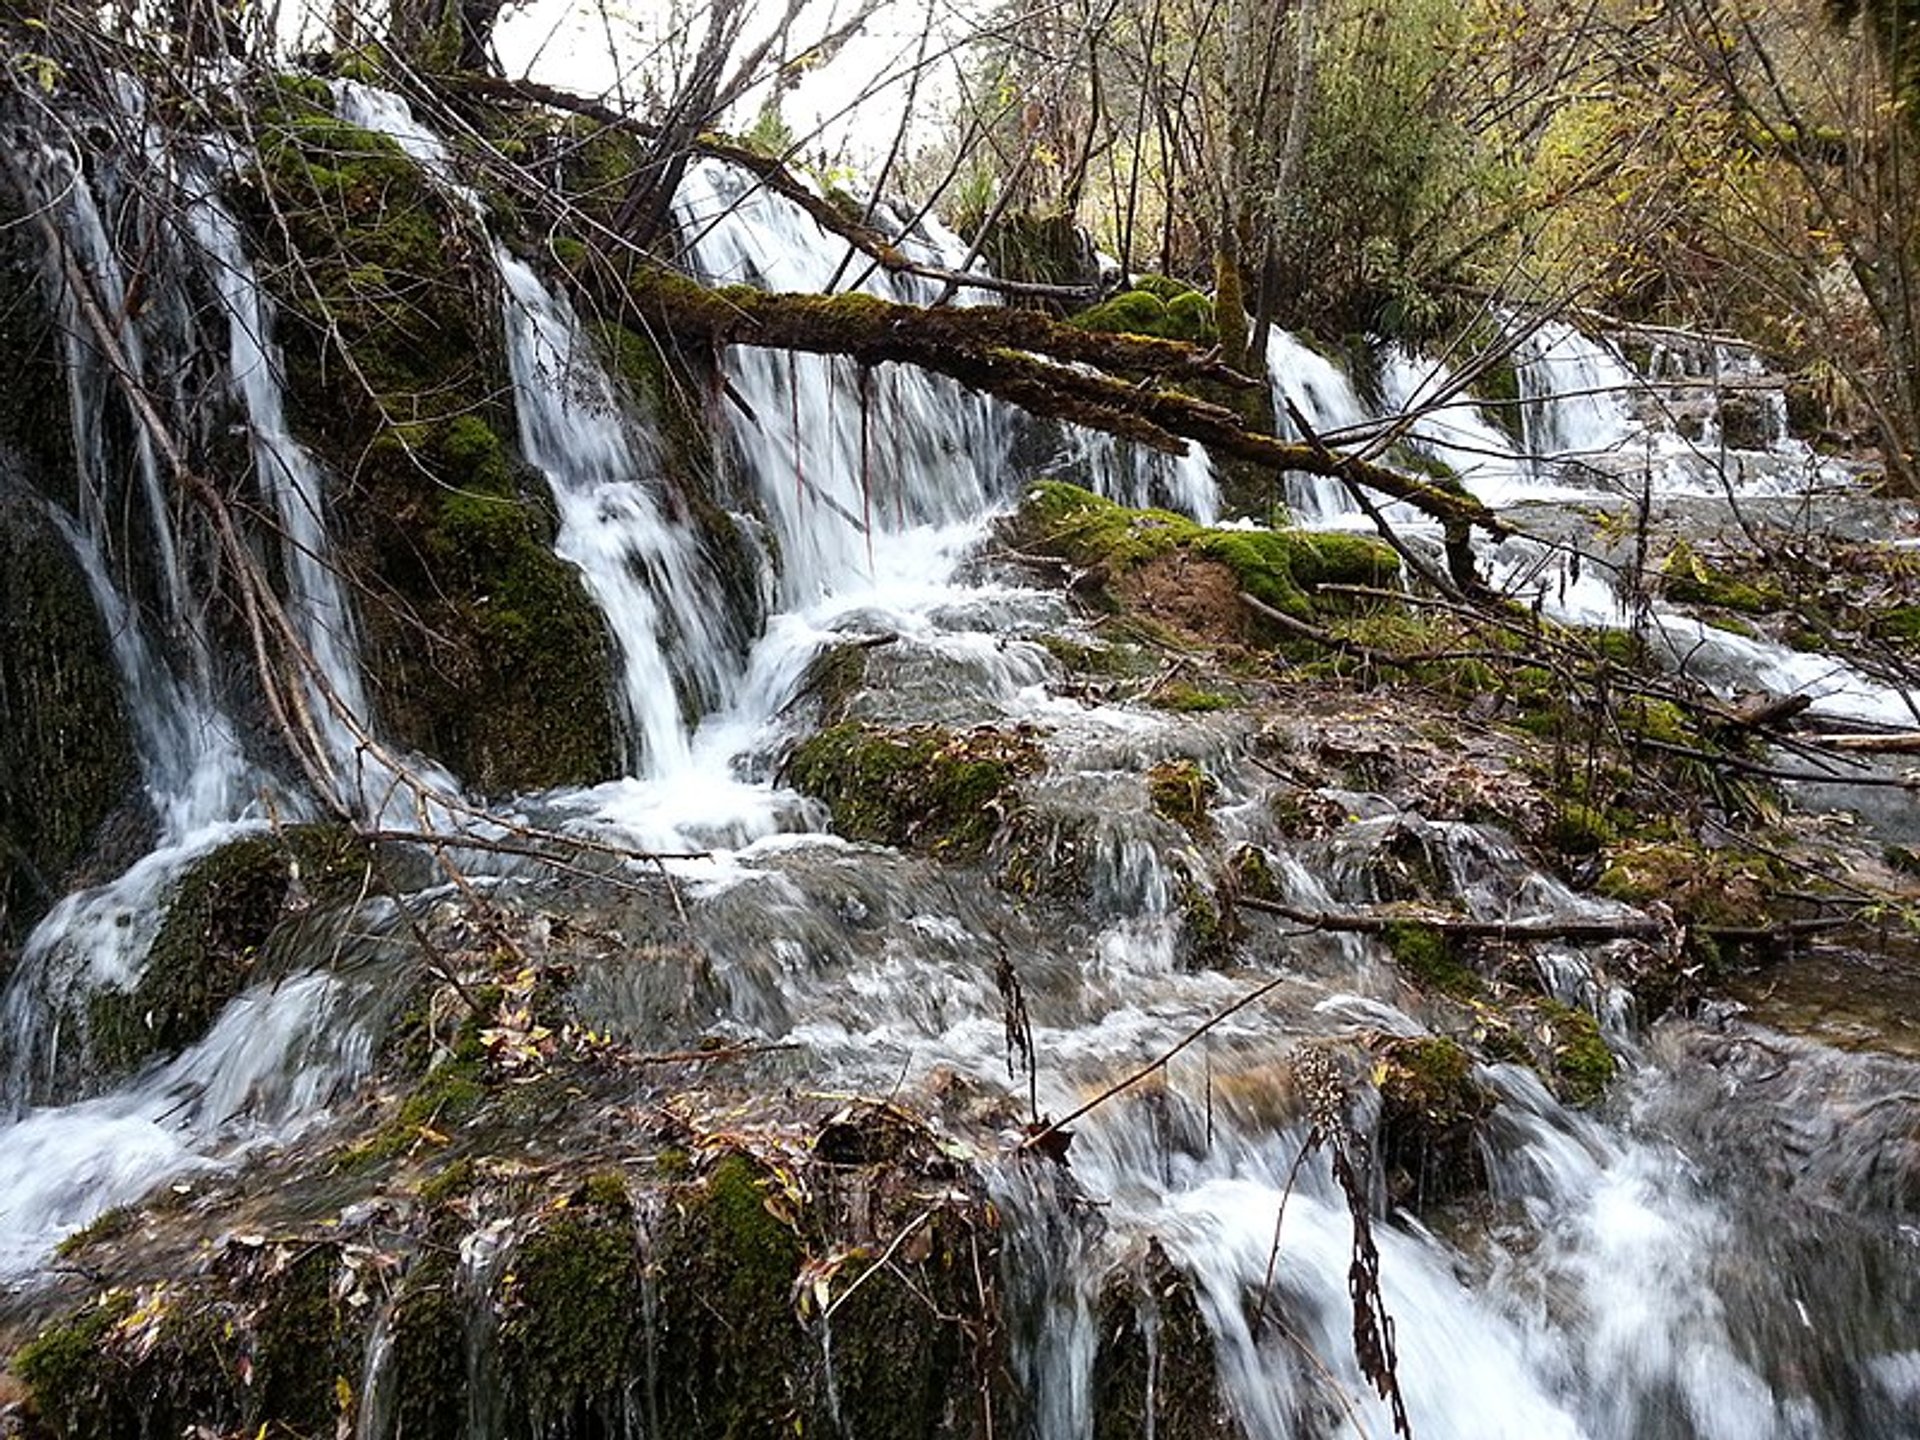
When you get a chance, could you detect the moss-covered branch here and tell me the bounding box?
[581,262,1503,534]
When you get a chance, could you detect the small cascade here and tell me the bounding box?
[1065,426,1220,520]
[673,158,1013,608]
[177,173,406,814]
[1266,328,1378,523]
[497,252,739,775]
[1512,319,1641,479]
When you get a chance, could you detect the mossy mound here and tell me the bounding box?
[0,499,141,946]
[1009,482,1397,631]
[85,826,368,1073]
[1373,1035,1494,1212]
[1537,999,1615,1107]
[1383,921,1482,999]
[1146,758,1217,837]
[1659,540,1786,615]
[785,722,1042,858]
[242,96,619,793]
[1073,284,1217,345]
[16,1241,360,1439]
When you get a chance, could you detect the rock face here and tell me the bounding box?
[0,494,141,949]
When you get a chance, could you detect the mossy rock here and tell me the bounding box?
[242,101,620,793]
[1659,541,1785,615]
[16,1243,358,1439]
[498,1173,642,1428]
[785,722,1042,858]
[649,1152,806,1436]
[1595,839,1779,933]
[1382,921,1481,999]
[1373,1035,1493,1213]
[1091,1241,1236,1439]
[86,825,367,1074]
[0,498,142,944]
[1537,999,1615,1107]
[1146,758,1215,837]
[1010,482,1397,628]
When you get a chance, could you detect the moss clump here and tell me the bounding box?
[1147,683,1237,713]
[1547,801,1619,856]
[1374,1036,1493,1212]
[17,1248,353,1438]
[1382,921,1481,998]
[339,1056,487,1168]
[244,103,620,793]
[652,1153,806,1437]
[786,722,1041,858]
[1539,1000,1615,1106]
[499,1178,641,1424]
[86,826,366,1074]
[1092,1242,1235,1439]
[1660,541,1785,615]
[1177,877,1234,968]
[1012,482,1397,623]
[386,1250,466,1440]
[1596,839,1778,932]
[12,1290,136,1436]
[1146,758,1215,836]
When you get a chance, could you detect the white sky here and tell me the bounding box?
[490,0,980,170]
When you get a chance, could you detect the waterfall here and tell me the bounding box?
[1,79,1916,1440]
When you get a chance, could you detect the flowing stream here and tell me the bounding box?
[0,82,1916,1440]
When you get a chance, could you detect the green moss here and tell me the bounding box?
[1146,758,1215,836]
[500,1179,640,1422]
[1013,483,1396,625]
[1374,1036,1493,1211]
[86,826,366,1074]
[244,108,620,793]
[1092,1243,1233,1440]
[417,1157,479,1206]
[1872,603,1920,647]
[786,722,1040,858]
[1072,290,1171,336]
[1382,921,1481,998]
[1660,541,1785,614]
[1547,801,1618,856]
[1539,1000,1615,1106]
[340,1056,486,1169]
[1147,684,1237,712]
[1039,633,1154,677]
[13,1290,135,1436]
[1177,878,1233,968]
[387,1251,466,1440]
[652,1153,806,1437]
[1596,839,1778,931]
[54,1206,137,1259]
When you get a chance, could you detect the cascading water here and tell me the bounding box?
[2,79,1917,1440]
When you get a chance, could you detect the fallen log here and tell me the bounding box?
[580,260,1505,534]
